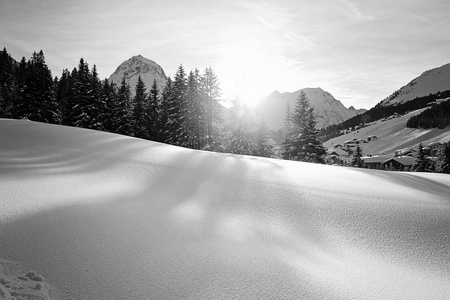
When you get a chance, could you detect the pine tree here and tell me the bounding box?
[14,51,60,123]
[113,76,132,135]
[147,78,161,141]
[351,145,363,167]
[413,143,429,172]
[0,48,17,118]
[255,118,274,158]
[435,142,450,174]
[159,77,173,143]
[100,79,117,133]
[227,97,259,156]
[284,91,325,163]
[132,76,148,138]
[281,102,295,160]
[165,65,189,146]
[201,67,222,149]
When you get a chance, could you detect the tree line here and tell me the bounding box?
[0,48,328,163]
[406,99,450,129]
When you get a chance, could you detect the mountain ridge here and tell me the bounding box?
[381,63,450,106]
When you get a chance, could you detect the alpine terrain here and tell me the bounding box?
[381,63,450,106]
[108,55,167,94]
[257,88,366,131]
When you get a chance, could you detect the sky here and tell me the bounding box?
[1,0,449,109]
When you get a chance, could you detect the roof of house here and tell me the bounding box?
[383,156,416,166]
[362,155,391,164]
[329,148,349,156]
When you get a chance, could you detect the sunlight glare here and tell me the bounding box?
[217,41,283,108]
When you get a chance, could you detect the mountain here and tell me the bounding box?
[323,108,450,156]
[257,87,366,131]
[2,119,450,299]
[108,55,167,94]
[381,63,450,106]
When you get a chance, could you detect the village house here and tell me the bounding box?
[382,157,416,171]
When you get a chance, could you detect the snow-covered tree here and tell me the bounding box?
[132,76,148,138]
[283,91,325,163]
[14,51,60,123]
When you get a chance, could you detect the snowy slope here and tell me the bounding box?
[381,63,450,106]
[323,109,450,155]
[258,88,366,130]
[1,119,450,299]
[108,55,167,94]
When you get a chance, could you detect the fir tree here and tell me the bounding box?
[113,76,132,135]
[284,91,325,163]
[227,97,259,156]
[132,76,148,138]
[0,48,17,118]
[351,145,363,167]
[413,143,429,172]
[435,142,450,174]
[14,51,60,123]
[165,65,189,146]
[201,67,222,149]
[255,118,274,158]
[147,78,161,141]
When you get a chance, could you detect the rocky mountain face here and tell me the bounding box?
[381,63,450,106]
[257,87,366,132]
[108,55,167,94]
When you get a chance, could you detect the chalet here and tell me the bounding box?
[361,155,390,169]
[395,148,417,157]
[367,135,377,142]
[327,148,351,164]
[333,144,343,149]
[382,157,416,171]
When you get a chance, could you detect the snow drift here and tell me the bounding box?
[1,119,450,299]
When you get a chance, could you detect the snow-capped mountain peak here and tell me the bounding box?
[381,63,450,106]
[108,55,167,94]
[258,87,366,131]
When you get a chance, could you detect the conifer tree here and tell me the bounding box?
[15,51,60,123]
[0,48,17,118]
[165,65,189,146]
[413,143,429,172]
[227,98,259,156]
[351,145,363,167]
[201,67,222,149]
[284,91,325,163]
[113,76,132,135]
[100,79,117,133]
[255,118,274,158]
[147,78,161,141]
[132,76,148,138]
[435,142,450,174]
[159,77,173,143]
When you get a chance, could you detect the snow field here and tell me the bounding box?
[1,119,450,299]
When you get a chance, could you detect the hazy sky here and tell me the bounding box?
[1,0,449,108]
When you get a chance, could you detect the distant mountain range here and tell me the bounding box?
[380,63,450,106]
[256,88,366,131]
[108,56,450,134]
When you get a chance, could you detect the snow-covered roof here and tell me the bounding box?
[383,156,416,166]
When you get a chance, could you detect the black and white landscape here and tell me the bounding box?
[1,0,450,299]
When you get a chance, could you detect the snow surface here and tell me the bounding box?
[1,119,450,299]
[323,109,450,155]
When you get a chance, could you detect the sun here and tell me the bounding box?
[217,42,279,108]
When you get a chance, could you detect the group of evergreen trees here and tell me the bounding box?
[0,48,288,159]
[406,99,450,129]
